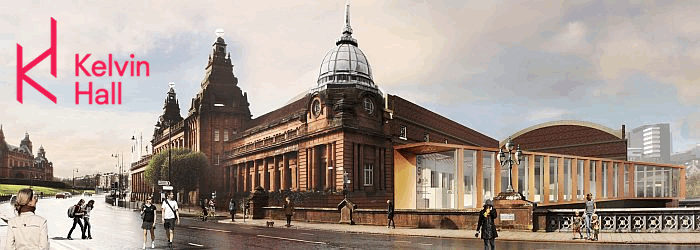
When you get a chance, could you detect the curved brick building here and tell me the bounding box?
[501,120,627,161]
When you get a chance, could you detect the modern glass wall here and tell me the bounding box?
[518,156,529,199]
[613,163,619,197]
[577,160,585,200]
[500,162,509,194]
[549,157,558,202]
[589,161,597,198]
[398,144,685,210]
[602,162,608,198]
[416,151,456,209]
[564,159,572,201]
[534,156,544,202]
[463,150,476,208]
[483,152,494,200]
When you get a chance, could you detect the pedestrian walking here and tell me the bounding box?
[141,196,157,249]
[83,200,94,239]
[386,200,395,229]
[200,198,208,221]
[572,211,583,239]
[475,199,498,250]
[283,197,294,227]
[584,193,596,240]
[161,191,180,249]
[229,198,237,222]
[591,213,600,241]
[67,199,86,240]
[5,188,49,250]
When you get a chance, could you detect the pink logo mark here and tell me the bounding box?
[16,18,57,104]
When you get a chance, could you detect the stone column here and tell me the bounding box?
[281,154,288,190]
[251,160,258,190]
[326,143,333,190]
[263,158,270,190]
[272,156,279,191]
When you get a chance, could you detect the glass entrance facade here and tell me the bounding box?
[395,143,687,210]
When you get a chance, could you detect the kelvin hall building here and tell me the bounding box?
[131,3,688,232]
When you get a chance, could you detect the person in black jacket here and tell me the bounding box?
[141,197,157,249]
[475,199,498,250]
[386,200,395,229]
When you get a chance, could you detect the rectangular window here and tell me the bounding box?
[549,157,558,202]
[534,156,543,202]
[589,161,596,198]
[578,160,584,200]
[364,163,373,186]
[613,163,619,197]
[518,155,529,199]
[602,162,608,198]
[224,130,229,142]
[464,150,476,208]
[564,159,571,201]
[483,152,494,200]
[216,154,220,165]
[214,129,220,142]
[399,126,407,140]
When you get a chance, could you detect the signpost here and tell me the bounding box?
[163,186,173,191]
[158,180,171,186]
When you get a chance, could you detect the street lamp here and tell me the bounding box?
[111,153,123,199]
[497,138,523,193]
[72,168,79,188]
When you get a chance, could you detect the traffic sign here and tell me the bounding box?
[158,180,170,186]
[163,186,173,190]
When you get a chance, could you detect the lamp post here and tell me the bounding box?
[111,153,123,199]
[497,138,523,193]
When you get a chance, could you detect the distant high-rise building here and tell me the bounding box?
[627,123,671,163]
[671,144,700,177]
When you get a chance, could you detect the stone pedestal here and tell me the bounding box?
[337,198,357,225]
[249,186,268,219]
[493,191,534,231]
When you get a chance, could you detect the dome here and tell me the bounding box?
[316,2,375,88]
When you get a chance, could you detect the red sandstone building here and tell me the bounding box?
[130,5,685,213]
[130,4,497,207]
[0,126,54,181]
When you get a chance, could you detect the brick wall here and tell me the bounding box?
[512,125,627,160]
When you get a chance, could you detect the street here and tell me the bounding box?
[1,195,698,249]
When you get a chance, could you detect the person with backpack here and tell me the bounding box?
[141,196,157,249]
[161,192,180,249]
[82,200,94,239]
[66,199,86,240]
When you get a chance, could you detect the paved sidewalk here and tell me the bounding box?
[178,207,700,245]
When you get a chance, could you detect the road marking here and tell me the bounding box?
[188,226,231,233]
[257,234,327,245]
[395,240,411,243]
[300,233,314,236]
[419,243,432,246]
[188,242,204,247]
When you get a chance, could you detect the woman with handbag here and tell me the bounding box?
[141,197,157,249]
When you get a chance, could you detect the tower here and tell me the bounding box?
[189,31,252,194]
[20,132,32,155]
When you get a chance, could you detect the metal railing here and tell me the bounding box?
[545,208,700,232]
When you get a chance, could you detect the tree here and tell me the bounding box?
[145,148,209,194]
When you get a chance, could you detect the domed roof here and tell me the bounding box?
[316,3,375,88]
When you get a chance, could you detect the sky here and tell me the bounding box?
[1,0,699,179]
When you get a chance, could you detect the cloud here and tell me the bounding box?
[542,21,591,54]
[526,108,572,122]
